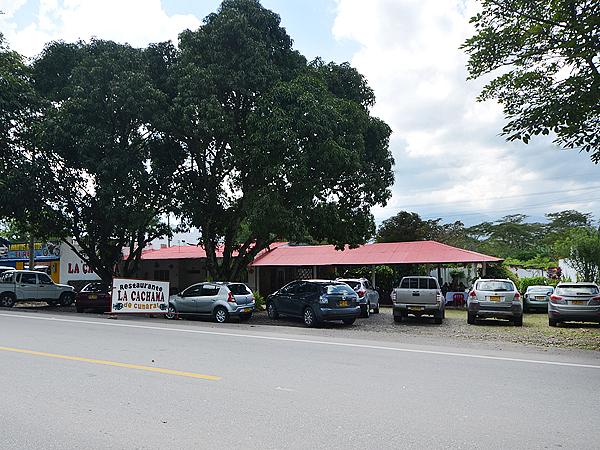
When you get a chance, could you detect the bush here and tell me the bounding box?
[483,263,519,285]
[518,277,559,294]
[252,290,265,311]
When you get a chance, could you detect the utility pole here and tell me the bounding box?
[28,235,35,270]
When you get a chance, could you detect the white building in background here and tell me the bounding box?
[559,259,578,281]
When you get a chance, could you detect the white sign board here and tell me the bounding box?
[111,278,169,314]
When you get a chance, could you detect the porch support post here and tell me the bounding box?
[371,265,376,287]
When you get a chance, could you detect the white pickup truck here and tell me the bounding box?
[391,276,445,324]
[0,270,75,307]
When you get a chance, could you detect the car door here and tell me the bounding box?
[195,284,221,314]
[37,273,58,300]
[177,284,203,313]
[16,272,39,300]
[276,281,300,315]
[364,280,379,307]
[291,282,316,317]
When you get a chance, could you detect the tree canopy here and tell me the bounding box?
[462,0,600,161]
[163,0,394,279]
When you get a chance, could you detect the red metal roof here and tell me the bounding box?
[140,242,288,261]
[249,241,502,266]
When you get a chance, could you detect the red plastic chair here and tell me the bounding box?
[453,292,465,307]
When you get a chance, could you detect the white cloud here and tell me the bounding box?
[3,0,201,57]
[333,0,600,225]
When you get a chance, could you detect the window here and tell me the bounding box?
[420,278,438,289]
[201,285,221,296]
[338,280,361,291]
[1,272,14,283]
[181,284,203,297]
[477,281,515,292]
[82,283,110,293]
[38,274,53,285]
[297,282,320,295]
[409,278,419,289]
[20,273,37,284]
[400,278,409,289]
[555,285,599,296]
[228,284,251,295]
[325,284,354,295]
[364,280,373,290]
[279,281,299,295]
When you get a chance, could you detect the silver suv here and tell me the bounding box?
[467,279,523,326]
[166,282,255,323]
[548,282,600,327]
[336,278,380,317]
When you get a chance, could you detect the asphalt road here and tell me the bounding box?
[1,310,599,449]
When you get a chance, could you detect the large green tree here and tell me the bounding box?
[462,0,600,161]
[556,226,600,282]
[164,0,394,280]
[7,40,181,282]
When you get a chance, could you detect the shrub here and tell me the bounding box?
[519,277,559,294]
[252,290,265,311]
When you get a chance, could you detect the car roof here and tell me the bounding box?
[7,270,48,275]
[476,278,512,282]
[402,276,436,279]
[556,282,598,286]
[527,285,553,289]
[336,278,364,282]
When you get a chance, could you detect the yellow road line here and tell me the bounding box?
[0,346,221,381]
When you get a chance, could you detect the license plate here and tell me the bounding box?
[88,294,97,300]
[571,300,586,305]
[243,307,252,312]
[338,300,348,307]
[489,296,501,302]
[534,296,545,300]
[409,306,425,311]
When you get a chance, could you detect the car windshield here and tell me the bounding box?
[555,285,599,296]
[227,283,250,295]
[477,281,514,292]
[337,280,361,291]
[529,288,553,295]
[83,283,110,293]
[324,283,355,295]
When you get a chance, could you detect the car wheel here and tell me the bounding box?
[0,293,16,308]
[513,315,523,327]
[342,318,356,325]
[548,318,558,327]
[393,315,402,323]
[467,312,476,325]
[362,304,370,318]
[165,304,178,320]
[59,292,74,306]
[434,311,443,324]
[303,307,317,328]
[267,302,279,319]
[213,306,229,324]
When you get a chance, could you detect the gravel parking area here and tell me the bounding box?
[8,302,600,351]
[250,306,600,351]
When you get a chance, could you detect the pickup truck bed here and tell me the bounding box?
[391,276,445,324]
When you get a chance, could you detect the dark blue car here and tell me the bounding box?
[266,280,360,327]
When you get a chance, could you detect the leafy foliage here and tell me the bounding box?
[555,226,600,282]
[164,0,394,280]
[462,0,600,161]
[518,276,559,294]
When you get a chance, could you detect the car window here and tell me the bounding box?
[20,273,37,284]
[555,285,599,295]
[364,280,372,289]
[400,278,409,289]
[408,278,418,289]
[528,288,553,295]
[279,281,300,295]
[227,283,251,295]
[201,285,221,296]
[297,282,320,295]
[0,272,14,283]
[418,278,437,289]
[325,283,354,295]
[477,281,514,291]
[181,284,203,297]
[338,280,361,291]
[82,283,109,293]
[38,274,53,285]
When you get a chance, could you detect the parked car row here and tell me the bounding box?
[2,269,599,328]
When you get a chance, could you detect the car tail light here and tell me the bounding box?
[514,292,521,300]
[550,294,565,304]
[592,296,600,301]
[357,289,366,298]
[227,292,235,303]
[391,291,396,302]
[469,291,476,297]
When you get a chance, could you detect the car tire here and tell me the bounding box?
[548,318,558,327]
[393,315,402,323]
[267,302,279,319]
[342,318,356,325]
[513,315,523,327]
[59,292,74,307]
[434,311,443,324]
[303,307,317,328]
[165,304,178,320]
[362,304,370,318]
[467,312,476,325]
[213,306,229,324]
[373,305,380,314]
[0,293,16,308]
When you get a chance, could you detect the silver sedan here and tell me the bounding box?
[548,282,600,326]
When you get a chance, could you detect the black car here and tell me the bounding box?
[266,280,361,327]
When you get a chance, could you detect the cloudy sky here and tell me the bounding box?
[1,0,598,227]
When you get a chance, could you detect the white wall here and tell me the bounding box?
[559,259,578,282]
[59,241,101,284]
